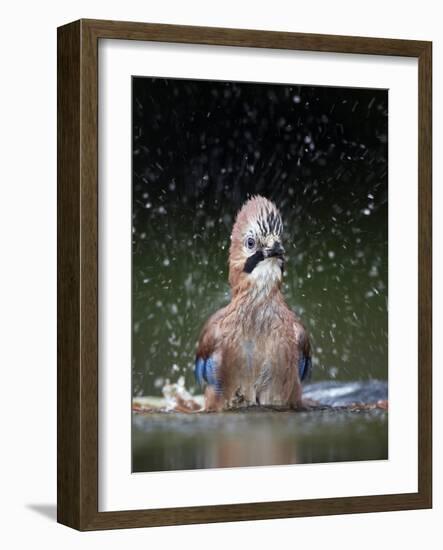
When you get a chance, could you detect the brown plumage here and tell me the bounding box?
[195,195,311,411]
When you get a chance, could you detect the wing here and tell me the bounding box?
[294,321,312,383]
[195,356,220,389]
[194,307,226,393]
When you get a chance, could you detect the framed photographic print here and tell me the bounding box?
[57,19,432,530]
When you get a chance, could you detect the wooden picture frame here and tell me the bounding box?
[57,18,432,530]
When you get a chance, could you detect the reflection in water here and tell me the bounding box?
[132,381,388,472]
[133,410,387,472]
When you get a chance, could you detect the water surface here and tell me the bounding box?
[132,380,388,472]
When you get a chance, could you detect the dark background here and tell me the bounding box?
[132,77,388,397]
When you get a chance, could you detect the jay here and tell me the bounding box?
[195,195,312,410]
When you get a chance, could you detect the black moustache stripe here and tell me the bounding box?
[243,250,265,273]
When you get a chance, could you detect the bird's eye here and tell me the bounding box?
[246,236,256,249]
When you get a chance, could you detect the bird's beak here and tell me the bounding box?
[264,241,285,259]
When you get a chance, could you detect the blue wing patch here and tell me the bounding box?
[194,356,221,392]
[298,355,312,382]
[194,357,206,386]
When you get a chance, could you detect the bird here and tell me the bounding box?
[194,195,312,411]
